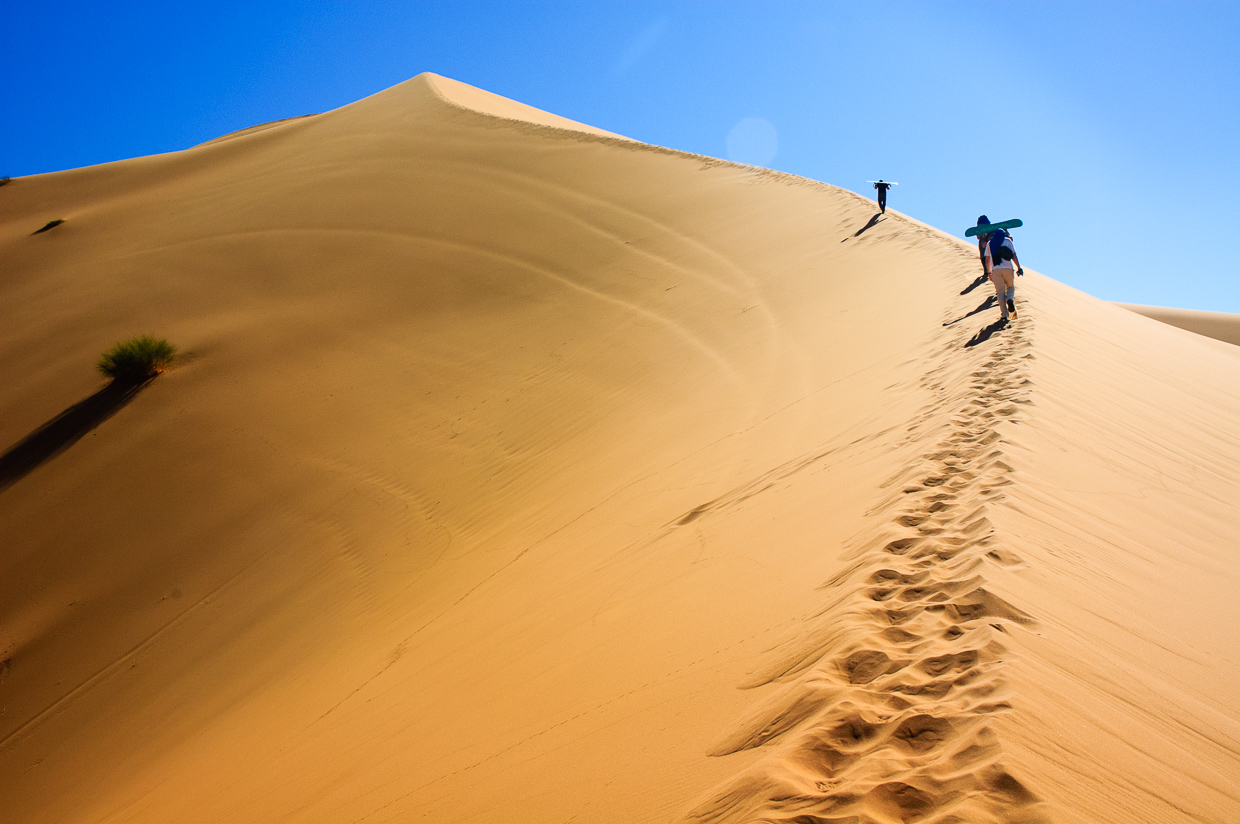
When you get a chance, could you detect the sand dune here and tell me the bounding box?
[2,74,1238,823]
[1117,303,1240,348]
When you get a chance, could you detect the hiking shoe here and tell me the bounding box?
[1007,299,1017,316]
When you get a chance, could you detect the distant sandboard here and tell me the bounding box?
[966,219,1022,238]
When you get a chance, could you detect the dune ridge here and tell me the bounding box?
[424,73,631,139]
[2,74,1239,823]
[195,113,321,147]
[1116,303,1240,348]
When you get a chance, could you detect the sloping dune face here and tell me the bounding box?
[1117,303,1240,348]
[2,74,1239,824]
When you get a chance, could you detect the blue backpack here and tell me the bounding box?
[988,229,1014,263]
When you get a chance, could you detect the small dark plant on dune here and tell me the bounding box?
[0,176,11,187]
[32,218,64,234]
[97,336,178,382]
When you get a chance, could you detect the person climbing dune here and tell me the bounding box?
[978,216,1024,322]
[873,180,893,213]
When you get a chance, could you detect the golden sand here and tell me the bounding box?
[3,75,1238,823]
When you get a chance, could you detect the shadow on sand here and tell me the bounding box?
[960,271,991,296]
[841,212,886,242]
[944,295,997,327]
[965,317,1008,348]
[0,378,151,492]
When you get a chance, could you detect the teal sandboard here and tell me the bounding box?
[966,218,1022,238]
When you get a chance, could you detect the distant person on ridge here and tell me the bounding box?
[873,180,893,213]
[979,217,1024,322]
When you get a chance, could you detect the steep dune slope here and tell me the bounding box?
[2,75,1238,823]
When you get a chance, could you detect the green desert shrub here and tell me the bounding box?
[0,176,11,186]
[97,336,178,381]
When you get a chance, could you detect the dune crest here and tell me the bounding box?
[2,75,1239,824]
[423,72,631,139]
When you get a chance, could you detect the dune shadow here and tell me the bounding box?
[960,271,990,295]
[964,318,1008,348]
[0,378,151,492]
[943,295,997,327]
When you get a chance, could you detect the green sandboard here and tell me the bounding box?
[966,218,1022,238]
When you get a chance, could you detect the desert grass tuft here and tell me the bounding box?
[0,176,11,187]
[97,336,178,382]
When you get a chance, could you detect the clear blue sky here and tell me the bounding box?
[4,1,1237,312]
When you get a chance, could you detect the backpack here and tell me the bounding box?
[988,229,1015,264]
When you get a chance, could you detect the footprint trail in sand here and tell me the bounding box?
[688,267,1052,823]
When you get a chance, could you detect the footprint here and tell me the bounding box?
[883,607,922,625]
[890,677,955,699]
[883,538,922,555]
[912,544,963,561]
[983,767,1041,805]
[839,649,901,684]
[870,569,928,586]
[986,548,1023,567]
[865,781,937,823]
[961,516,993,535]
[949,725,1002,766]
[891,714,956,753]
[881,627,922,645]
[827,714,886,749]
[789,732,858,775]
[947,589,1036,625]
[917,650,979,677]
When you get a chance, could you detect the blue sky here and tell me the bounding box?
[4,1,1237,311]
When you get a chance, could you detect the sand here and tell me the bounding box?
[1117,303,1240,348]
[2,74,1238,824]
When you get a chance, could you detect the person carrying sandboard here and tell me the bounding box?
[969,215,1024,275]
[870,180,896,213]
[976,215,1024,322]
